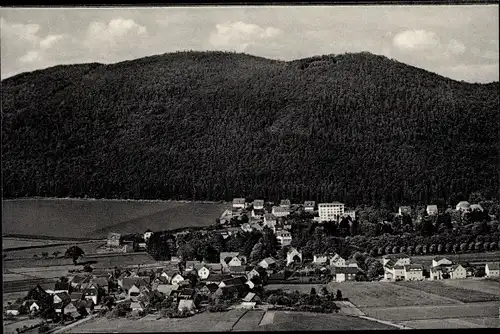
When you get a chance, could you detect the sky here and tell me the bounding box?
[1,5,498,83]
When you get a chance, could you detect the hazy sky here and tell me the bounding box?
[1,5,498,83]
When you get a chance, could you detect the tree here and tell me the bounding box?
[52,251,61,258]
[41,252,49,259]
[65,246,85,265]
[367,261,384,280]
[310,287,316,295]
[83,264,93,273]
[460,243,468,252]
[336,289,343,300]
[249,242,264,263]
[415,244,422,255]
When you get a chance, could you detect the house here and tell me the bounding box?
[214,286,239,300]
[280,199,291,209]
[318,202,345,222]
[138,242,147,250]
[470,204,484,212]
[91,277,109,293]
[241,292,260,309]
[229,265,246,276]
[5,304,22,316]
[130,301,145,312]
[313,254,331,264]
[259,257,277,269]
[178,288,197,301]
[232,198,246,209]
[220,252,247,271]
[403,264,424,281]
[82,284,99,304]
[26,284,50,301]
[343,210,356,220]
[54,282,71,294]
[75,299,94,314]
[304,201,316,211]
[429,266,444,280]
[276,230,292,247]
[107,232,121,247]
[198,283,219,296]
[384,264,405,281]
[218,276,247,288]
[382,254,411,267]
[70,292,84,302]
[246,268,262,280]
[70,275,90,289]
[156,284,178,296]
[426,205,439,216]
[58,302,79,318]
[178,299,195,312]
[205,273,232,285]
[456,201,471,212]
[241,223,253,233]
[127,284,143,300]
[197,266,211,280]
[185,260,203,271]
[253,200,264,210]
[333,267,358,282]
[286,247,302,266]
[329,254,346,267]
[120,277,150,292]
[53,292,71,305]
[449,264,467,279]
[346,259,360,269]
[143,229,153,242]
[171,273,185,285]
[263,214,277,229]
[24,300,41,313]
[398,206,411,216]
[250,223,263,231]
[204,263,223,274]
[272,206,290,217]
[432,257,453,268]
[485,263,500,277]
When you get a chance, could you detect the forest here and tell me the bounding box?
[2,51,499,207]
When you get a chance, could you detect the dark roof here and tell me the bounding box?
[144,229,153,232]
[179,288,195,297]
[54,282,70,291]
[205,283,219,293]
[75,299,94,309]
[221,276,247,286]
[252,209,265,215]
[487,262,500,270]
[268,272,286,280]
[404,264,423,270]
[206,273,231,282]
[229,265,246,273]
[70,292,84,301]
[122,277,151,291]
[91,277,109,287]
[334,267,359,274]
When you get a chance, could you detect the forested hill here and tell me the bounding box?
[2,51,499,207]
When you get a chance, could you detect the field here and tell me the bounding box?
[66,310,395,332]
[3,241,105,260]
[2,237,77,250]
[2,198,227,239]
[395,280,500,303]
[440,278,500,296]
[3,252,159,270]
[406,252,500,267]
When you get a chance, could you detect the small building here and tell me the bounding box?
[171,273,185,285]
[272,206,290,218]
[241,223,253,233]
[143,229,154,242]
[70,292,84,302]
[232,198,246,209]
[304,201,316,211]
[5,304,22,316]
[384,265,405,281]
[156,284,178,296]
[403,264,424,281]
[253,200,264,210]
[178,299,195,312]
[382,254,411,267]
[333,267,358,282]
[426,205,439,216]
[343,210,356,220]
[432,257,453,268]
[107,232,121,247]
[130,301,145,312]
[455,201,470,212]
[329,254,346,267]
[280,199,291,209]
[53,292,71,305]
[286,247,302,266]
[398,206,411,216]
[485,263,500,277]
[218,276,247,288]
[54,282,71,294]
[197,266,211,280]
[429,267,444,280]
[240,292,260,309]
[258,257,277,269]
[263,214,277,229]
[449,264,467,279]
[229,265,246,276]
[58,302,79,318]
[276,230,292,247]
[75,299,94,314]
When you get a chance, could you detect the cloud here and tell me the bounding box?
[447,39,466,55]
[83,18,147,50]
[393,29,440,51]
[19,50,41,63]
[209,21,282,52]
[1,17,40,47]
[40,34,65,50]
[438,63,499,83]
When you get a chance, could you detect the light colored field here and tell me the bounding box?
[3,317,43,334]
[4,242,104,260]
[401,317,500,329]
[67,310,394,332]
[2,238,72,249]
[3,292,29,306]
[4,252,157,270]
[362,301,500,322]
[395,280,500,303]
[2,199,226,238]
[407,252,500,267]
[267,282,461,308]
[440,278,500,296]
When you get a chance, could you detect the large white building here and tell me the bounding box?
[276,230,292,247]
[318,202,345,222]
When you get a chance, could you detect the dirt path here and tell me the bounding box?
[259,311,275,326]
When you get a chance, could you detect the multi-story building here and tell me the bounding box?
[232,198,246,209]
[318,202,345,222]
[304,201,316,211]
[272,206,290,218]
[253,200,264,210]
[275,230,292,247]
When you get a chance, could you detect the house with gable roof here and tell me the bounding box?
[426,205,439,216]
[485,262,500,277]
[232,198,246,209]
[286,247,302,266]
[253,200,264,210]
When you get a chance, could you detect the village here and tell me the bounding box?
[3,198,500,332]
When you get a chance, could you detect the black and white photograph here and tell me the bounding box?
[1,3,499,332]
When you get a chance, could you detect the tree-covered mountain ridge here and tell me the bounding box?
[2,51,499,206]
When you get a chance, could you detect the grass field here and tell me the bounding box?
[4,252,158,270]
[395,280,500,303]
[3,242,105,260]
[67,310,395,332]
[401,317,500,329]
[2,198,227,239]
[267,282,460,308]
[440,278,500,296]
[2,238,75,250]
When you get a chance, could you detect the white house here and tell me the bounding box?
[456,201,470,212]
[426,205,438,216]
[449,264,466,279]
[485,263,500,277]
[253,200,264,210]
[171,273,185,285]
[280,199,291,209]
[398,206,411,216]
[313,254,330,264]
[258,257,277,269]
[470,204,484,212]
[382,254,411,267]
[276,230,292,247]
[403,264,423,281]
[384,265,405,281]
[286,247,302,266]
[432,257,453,268]
[304,201,316,211]
[429,267,444,280]
[232,198,246,209]
[240,223,253,233]
[318,202,345,222]
[334,267,358,282]
[329,254,346,267]
[197,266,211,280]
[143,229,153,242]
[272,206,290,217]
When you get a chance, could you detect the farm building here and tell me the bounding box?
[485,263,500,277]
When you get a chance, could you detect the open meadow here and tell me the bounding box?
[2,199,227,239]
[2,237,79,250]
[406,252,500,267]
[3,241,105,260]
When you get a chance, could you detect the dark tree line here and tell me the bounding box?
[2,51,499,206]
